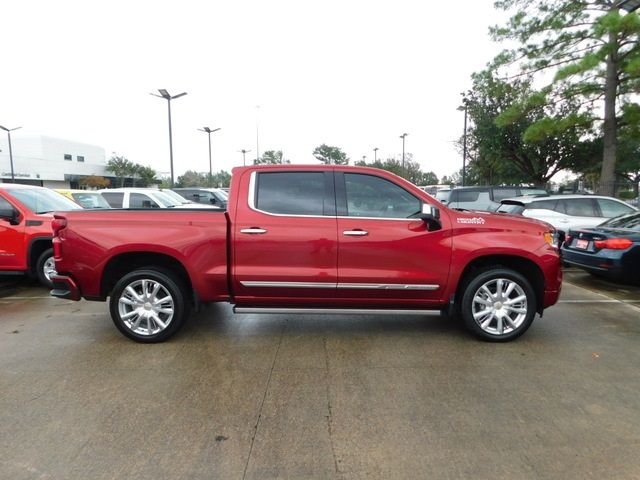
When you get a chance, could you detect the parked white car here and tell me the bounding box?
[98,188,220,209]
[497,194,637,234]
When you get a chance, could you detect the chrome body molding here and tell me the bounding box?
[234,307,441,315]
[240,281,439,290]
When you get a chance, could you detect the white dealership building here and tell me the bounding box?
[0,135,108,188]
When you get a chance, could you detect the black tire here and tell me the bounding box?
[460,267,536,342]
[109,268,189,343]
[36,248,56,288]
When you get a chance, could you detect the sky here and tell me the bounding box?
[1,0,506,182]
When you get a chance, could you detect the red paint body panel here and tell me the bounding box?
[51,165,562,314]
[0,185,56,274]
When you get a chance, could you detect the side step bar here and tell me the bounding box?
[233,307,441,315]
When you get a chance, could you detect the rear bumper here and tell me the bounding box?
[50,274,81,301]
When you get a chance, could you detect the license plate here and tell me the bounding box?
[575,239,589,249]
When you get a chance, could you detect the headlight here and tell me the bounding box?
[543,231,559,248]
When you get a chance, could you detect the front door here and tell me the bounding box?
[0,195,25,270]
[335,172,451,307]
[233,170,338,304]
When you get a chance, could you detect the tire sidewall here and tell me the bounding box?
[109,269,188,343]
[461,268,536,342]
[36,248,55,289]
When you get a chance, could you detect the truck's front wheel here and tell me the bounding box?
[109,269,188,343]
[461,268,536,342]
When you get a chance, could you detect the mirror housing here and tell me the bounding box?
[419,204,441,230]
[0,208,20,225]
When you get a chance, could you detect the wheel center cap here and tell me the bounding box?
[144,302,152,310]
[494,302,503,309]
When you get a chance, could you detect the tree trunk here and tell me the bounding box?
[599,30,619,197]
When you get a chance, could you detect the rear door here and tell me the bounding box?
[232,170,338,302]
[335,172,451,306]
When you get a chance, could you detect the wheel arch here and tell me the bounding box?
[101,252,194,302]
[455,254,545,315]
[28,236,53,276]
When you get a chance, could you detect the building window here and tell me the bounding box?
[64,154,72,161]
[77,155,85,162]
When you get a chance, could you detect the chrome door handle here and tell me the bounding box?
[240,228,268,234]
[343,230,368,236]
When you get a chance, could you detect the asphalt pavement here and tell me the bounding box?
[0,271,639,480]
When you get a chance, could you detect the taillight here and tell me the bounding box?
[51,216,67,237]
[594,238,633,250]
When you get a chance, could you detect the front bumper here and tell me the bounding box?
[50,274,81,301]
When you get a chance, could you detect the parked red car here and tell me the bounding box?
[0,183,81,287]
[50,165,562,342]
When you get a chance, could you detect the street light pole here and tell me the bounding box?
[0,125,22,183]
[151,89,187,187]
[373,147,378,162]
[238,149,251,166]
[399,133,408,176]
[199,127,221,187]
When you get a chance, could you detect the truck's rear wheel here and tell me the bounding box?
[461,268,536,342]
[109,268,188,343]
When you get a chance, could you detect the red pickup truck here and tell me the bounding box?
[50,165,562,342]
[0,183,81,287]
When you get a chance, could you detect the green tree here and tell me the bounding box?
[490,0,640,195]
[420,171,439,185]
[313,144,349,165]
[463,71,591,186]
[254,150,290,165]
[176,170,207,187]
[354,155,424,185]
[211,170,232,188]
[106,154,136,187]
[134,165,159,187]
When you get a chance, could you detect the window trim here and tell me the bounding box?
[336,172,424,221]
[248,170,336,218]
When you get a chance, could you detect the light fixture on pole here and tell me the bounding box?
[457,98,468,187]
[399,133,408,176]
[373,147,378,162]
[0,125,22,183]
[198,127,221,187]
[150,89,187,187]
[238,149,251,166]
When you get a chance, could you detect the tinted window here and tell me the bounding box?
[101,192,124,208]
[493,189,517,201]
[526,199,557,211]
[71,192,111,209]
[344,173,420,218]
[130,193,160,208]
[256,172,326,216]
[452,190,481,202]
[596,199,634,218]
[560,198,596,217]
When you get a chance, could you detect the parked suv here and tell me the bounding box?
[172,188,228,209]
[447,186,548,212]
[0,183,81,287]
[497,194,637,236]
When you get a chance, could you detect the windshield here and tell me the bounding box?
[151,191,181,207]
[71,192,111,209]
[162,190,191,204]
[213,189,229,200]
[10,188,82,214]
[600,212,640,232]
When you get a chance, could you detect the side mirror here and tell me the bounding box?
[419,204,441,231]
[0,208,20,225]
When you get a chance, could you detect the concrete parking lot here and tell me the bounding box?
[1,271,639,480]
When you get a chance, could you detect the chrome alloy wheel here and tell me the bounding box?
[43,256,57,282]
[117,279,175,336]
[471,278,528,336]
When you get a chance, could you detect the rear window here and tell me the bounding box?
[497,204,524,214]
[255,172,327,216]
